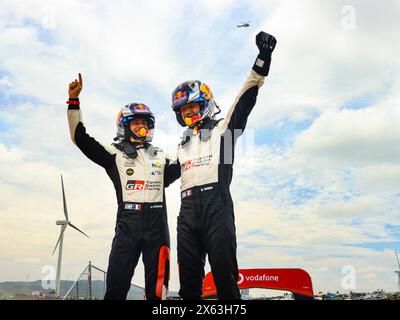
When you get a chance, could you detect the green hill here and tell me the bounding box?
[0,280,144,300]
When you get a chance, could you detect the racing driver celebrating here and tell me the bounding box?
[66,73,179,300]
[170,31,277,299]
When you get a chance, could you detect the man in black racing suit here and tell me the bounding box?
[66,74,179,300]
[170,31,277,299]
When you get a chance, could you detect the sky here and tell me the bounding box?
[0,0,399,295]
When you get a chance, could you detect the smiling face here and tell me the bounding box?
[180,102,201,120]
[129,116,148,136]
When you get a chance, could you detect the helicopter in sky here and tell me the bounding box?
[237,21,251,28]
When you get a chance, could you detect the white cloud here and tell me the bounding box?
[352,165,400,193]
[289,107,400,167]
[1,0,399,295]
[272,106,400,199]
[316,196,385,219]
[13,258,41,264]
[230,138,399,292]
[244,0,400,127]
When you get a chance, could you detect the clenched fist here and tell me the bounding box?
[256,31,277,57]
[68,73,83,98]
[252,31,277,77]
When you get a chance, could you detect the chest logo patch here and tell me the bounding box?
[181,155,213,172]
[126,180,162,192]
[152,162,162,168]
[126,180,145,190]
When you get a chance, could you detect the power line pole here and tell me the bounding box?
[88,261,92,300]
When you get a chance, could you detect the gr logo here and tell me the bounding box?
[126,180,145,190]
[181,160,192,172]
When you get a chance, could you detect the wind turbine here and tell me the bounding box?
[52,174,89,297]
[395,250,400,292]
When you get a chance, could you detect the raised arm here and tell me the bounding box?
[220,31,277,134]
[67,73,115,169]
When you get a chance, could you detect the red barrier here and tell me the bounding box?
[203,268,314,299]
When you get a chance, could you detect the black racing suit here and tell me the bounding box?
[174,69,266,299]
[67,102,179,300]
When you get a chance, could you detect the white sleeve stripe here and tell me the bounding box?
[67,109,83,145]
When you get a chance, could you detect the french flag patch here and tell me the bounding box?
[125,203,142,211]
[181,189,192,199]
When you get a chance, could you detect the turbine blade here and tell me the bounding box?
[52,225,67,256]
[396,250,400,269]
[69,222,90,238]
[61,174,69,221]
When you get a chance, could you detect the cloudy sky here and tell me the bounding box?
[0,0,399,295]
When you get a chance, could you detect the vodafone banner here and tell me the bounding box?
[202,268,314,299]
